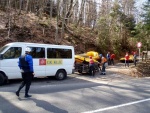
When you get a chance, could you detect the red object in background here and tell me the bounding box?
[132,51,137,55]
[39,58,46,65]
[110,54,115,59]
[133,52,136,55]
[131,51,134,55]
[125,54,129,60]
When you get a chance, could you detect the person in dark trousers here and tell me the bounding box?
[89,56,95,76]
[99,54,107,75]
[133,52,137,66]
[16,47,34,98]
[125,52,130,67]
[110,53,115,65]
[106,52,111,65]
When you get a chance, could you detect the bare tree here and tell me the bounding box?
[65,0,73,24]
[61,0,67,41]
[55,0,60,44]
[72,0,79,24]
[76,0,85,27]
[7,0,11,39]
[26,0,29,12]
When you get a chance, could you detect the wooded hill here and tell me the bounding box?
[0,0,150,57]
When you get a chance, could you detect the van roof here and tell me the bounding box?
[6,42,74,48]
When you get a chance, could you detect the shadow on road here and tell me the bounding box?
[31,98,68,113]
[0,96,28,113]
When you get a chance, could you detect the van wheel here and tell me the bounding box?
[0,73,5,86]
[55,70,66,80]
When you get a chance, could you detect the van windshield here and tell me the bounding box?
[0,45,8,54]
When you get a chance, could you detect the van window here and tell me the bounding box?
[3,47,22,59]
[47,48,72,58]
[0,45,8,53]
[29,47,45,58]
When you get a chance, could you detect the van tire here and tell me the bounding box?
[55,70,66,80]
[0,73,5,86]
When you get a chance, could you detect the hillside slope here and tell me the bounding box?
[0,10,98,54]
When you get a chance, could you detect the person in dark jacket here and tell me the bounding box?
[16,47,34,98]
[106,52,111,65]
[133,52,137,66]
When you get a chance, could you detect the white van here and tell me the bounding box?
[0,42,75,85]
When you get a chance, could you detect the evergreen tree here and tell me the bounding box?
[141,0,150,34]
[141,0,150,50]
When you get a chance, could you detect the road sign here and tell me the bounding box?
[137,42,142,62]
[137,42,142,48]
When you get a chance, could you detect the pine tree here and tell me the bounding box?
[141,0,150,34]
[141,0,150,50]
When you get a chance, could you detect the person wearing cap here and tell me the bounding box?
[16,47,35,98]
[89,56,95,76]
[99,54,107,75]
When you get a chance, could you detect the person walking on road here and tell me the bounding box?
[125,52,130,67]
[16,47,35,98]
[99,54,107,75]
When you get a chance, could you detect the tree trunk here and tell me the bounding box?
[76,0,85,27]
[55,0,60,44]
[7,0,11,39]
[26,0,29,13]
[65,0,73,24]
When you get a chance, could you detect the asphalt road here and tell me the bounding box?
[0,64,150,113]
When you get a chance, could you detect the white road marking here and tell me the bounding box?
[82,98,150,113]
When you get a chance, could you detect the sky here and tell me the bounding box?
[136,0,147,7]
[135,0,147,22]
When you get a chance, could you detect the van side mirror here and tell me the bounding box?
[0,54,3,60]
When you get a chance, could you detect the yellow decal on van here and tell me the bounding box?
[46,59,63,65]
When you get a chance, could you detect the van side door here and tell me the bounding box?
[28,46,46,77]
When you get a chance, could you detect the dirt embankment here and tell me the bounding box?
[131,60,150,77]
[120,60,150,77]
[108,60,150,77]
[0,10,98,54]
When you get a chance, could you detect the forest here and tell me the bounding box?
[0,0,150,57]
